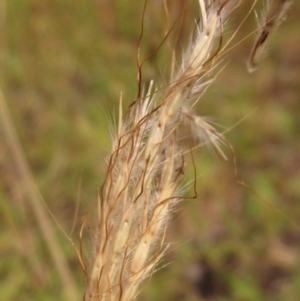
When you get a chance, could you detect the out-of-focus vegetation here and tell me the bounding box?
[1,1,300,300]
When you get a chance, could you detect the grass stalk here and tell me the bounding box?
[84,1,243,300]
[83,0,293,300]
[84,0,292,299]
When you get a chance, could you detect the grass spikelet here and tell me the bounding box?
[248,0,291,72]
[83,1,292,300]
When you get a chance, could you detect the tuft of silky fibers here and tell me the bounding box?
[83,1,292,300]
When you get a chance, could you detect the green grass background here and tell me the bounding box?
[1,0,300,300]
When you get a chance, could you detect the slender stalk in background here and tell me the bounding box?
[0,3,77,299]
[0,90,78,301]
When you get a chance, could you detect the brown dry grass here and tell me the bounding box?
[82,1,293,300]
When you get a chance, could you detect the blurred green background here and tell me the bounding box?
[1,1,300,300]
